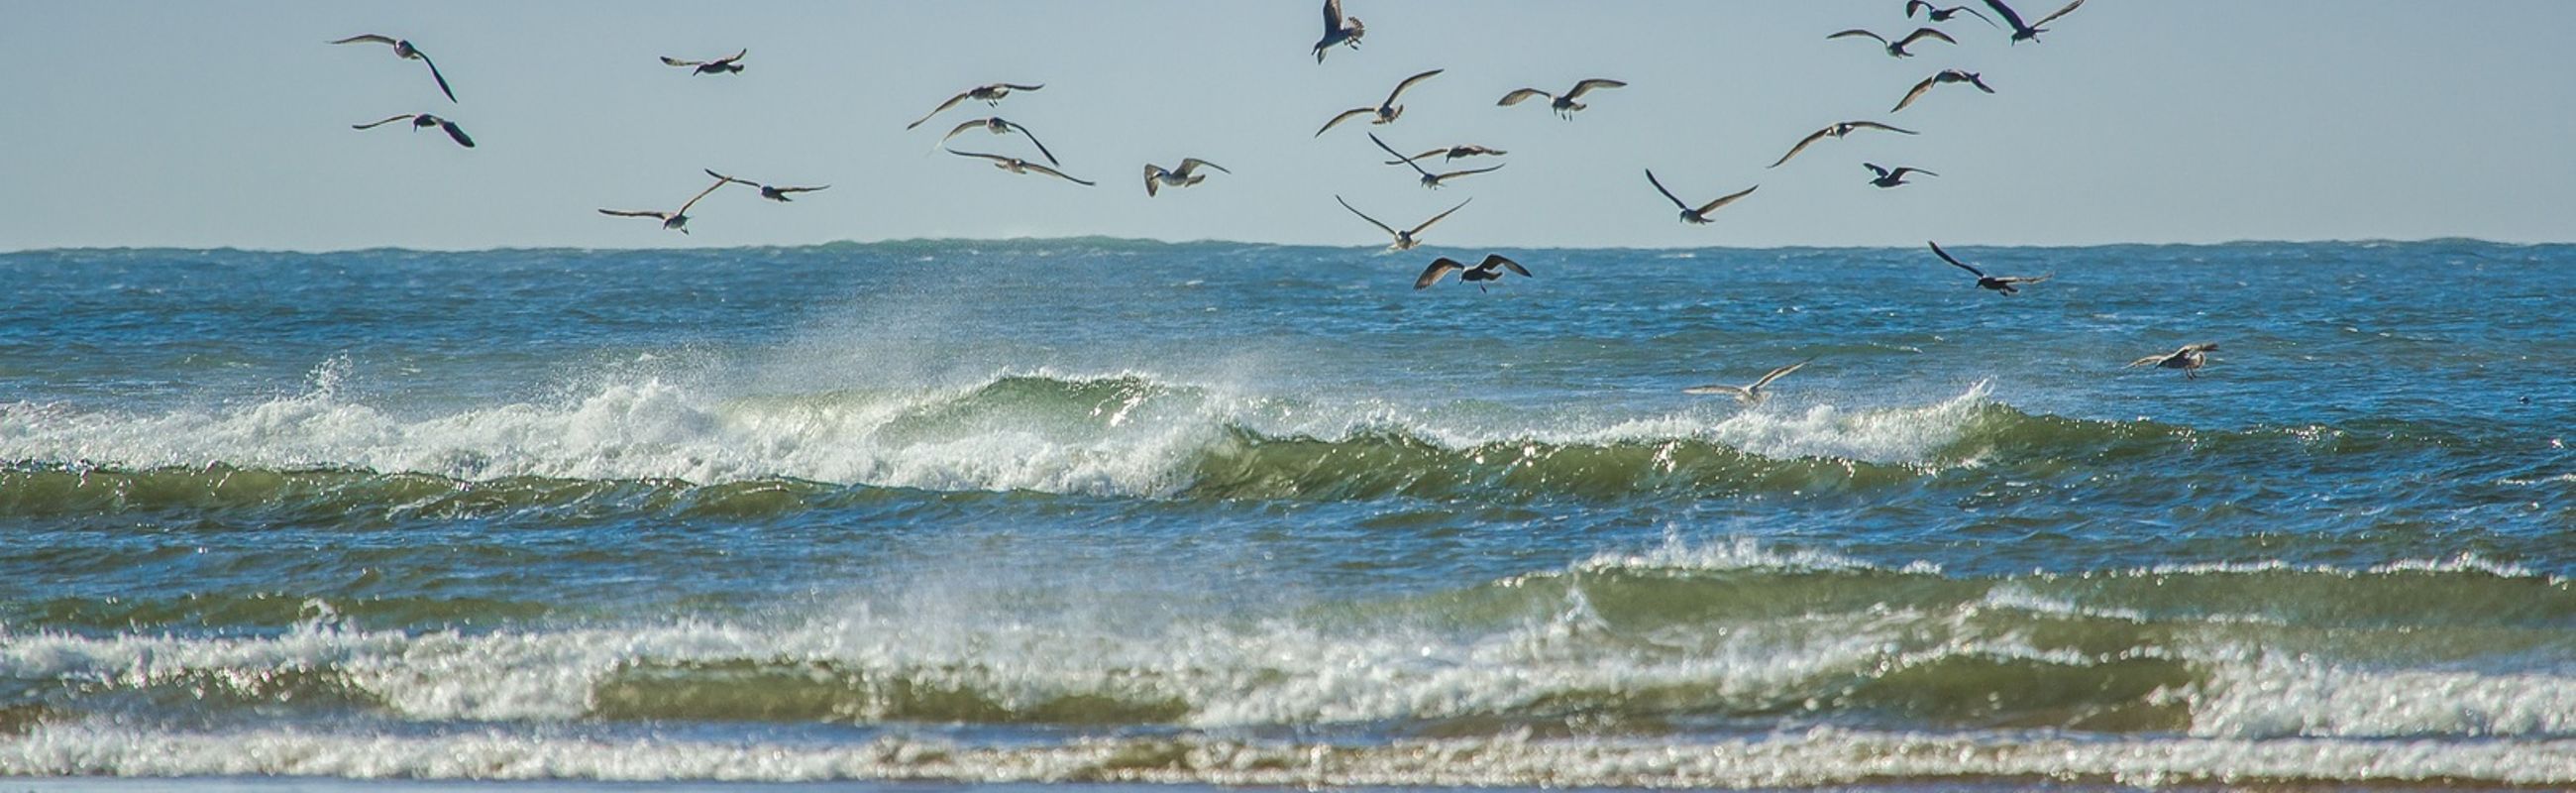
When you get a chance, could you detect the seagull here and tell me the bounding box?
[661,49,746,75]
[937,117,1057,167]
[948,150,1094,185]
[906,83,1045,130]
[1415,254,1530,292]
[598,176,729,234]
[1338,195,1468,251]
[1313,0,1366,62]
[329,35,457,103]
[704,169,826,202]
[1906,1,1998,28]
[350,113,475,148]
[1928,241,2051,294]
[1827,27,1959,57]
[1891,69,1995,113]
[1142,159,1230,196]
[1382,145,1506,165]
[2128,343,2218,379]
[1770,121,1917,169]
[1497,78,1627,119]
[1865,163,1937,187]
[1645,170,1758,225]
[1986,0,2087,44]
[1316,68,1444,137]
[1684,359,1813,405]
[1370,133,1503,188]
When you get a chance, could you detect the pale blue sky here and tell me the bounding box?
[2,0,2571,251]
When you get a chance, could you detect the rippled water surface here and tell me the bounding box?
[2,240,2573,788]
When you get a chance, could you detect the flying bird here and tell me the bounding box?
[1371,133,1504,188]
[1986,0,2087,43]
[1928,241,2051,294]
[1496,78,1627,119]
[598,176,729,234]
[704,169,826,202]
[1684,359,1813,405]
[1142,159,1230,196]
[2128,342,2218,379]
[949,150,1094,185]
[1644,170,1758,225]
[1316,68,1444,137]
[1827,27,1959,57]
[1313,0,1366,62]
[1906,1,1998,27]
[661,49,746,75]
[938,117,1057,167]
[350,113,475,148]
[329,35,457,103]
[1382,145,1506,165]
[1865,164,1936,188]
[1891,69,1995,113]
[1770,121,1917,169]
[906,83,1045,130]
[1414,254,1530,292]
[1338,195,1468,251]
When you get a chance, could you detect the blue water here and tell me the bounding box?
[2,240,2573,788]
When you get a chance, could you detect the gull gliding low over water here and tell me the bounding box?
[660,49,746,75]
[1827,27,1958,57]
[1337,195,1467,251]
[1496,78,1627,119]
[2128,342,2217,379]
[1891,69,1995,113]
[906,83,1045,130]
[1316,68,1444,137]
[1644,170,1758,225]
[597,176,729,234]
[1371,133,1503,188]
[704,170,827,202]
[1142,159,1229,196]
[1312,0,1365,62]
[1770,121,1918,169]
[1684,359,1813,405]
[1929,241,2051,294]
[329,34,456,103]
[948,150,1095,186]
[351,113,475,148]
[938,117,1057,167]
[1414,254,1530,292]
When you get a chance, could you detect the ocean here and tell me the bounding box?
[1,239,2572,789]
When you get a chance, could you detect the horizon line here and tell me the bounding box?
[3,234,2565,257]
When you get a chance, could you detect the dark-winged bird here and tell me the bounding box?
[1770,121,1917,169]
[1383,145,1506,165]
[351,113,475,148]
[1906,2,1998,27]
[1891,69,1995,113]
[906,83,1045,130]
[1313,0,1366,61]
[938,117,1058,167]
[598,176,730,234]
[1645,170,1758,225]
[1986,0,2087,43]
[661,49,746,75]
[1929,241,2051,294]
[1415,254,1530,292]
[1371,133,1504,188]
[1827,27,1958,57]
[330,35,457,103]
[949,150,1094,185]
[1316,68,1444,137]
[1339,195,1468,251]
[2128,343,2218,379]
[1142,159,1230,196]
[1865,164,1936,187]
[1497,79,1627,119]
[704,170,826,202]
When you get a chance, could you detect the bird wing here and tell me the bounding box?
[1322,0,1345,31]
[350,114,414,130]
[660,56,704,67]
[1177,158,1229,175]
[1682,384,1755,404]
[1850,121,1919,135]
[1995,273,2051,284]
[1337,195,1400,237]
[2127,353,2170,368]
[1644,169,1689,210]
[330,34,398,47]
[1751,359,1813,391]
[676,177,728,215]
[1434,163,1505,181]
[1564,78,1627,99]
[1866,163,1892,178]
[598,209,668,219]
[1898,28,1959,49]
[1415,258,1465,289]
[938,118,990,145]
[1023,163,1095,185]
[1482,254,1530,278]
[771,185,826,194]
[1928,241,1986,278]
[1142,165,1167,196]
[1983,0,2033,32]
[712,49,747,64]
[1386,68,1445,104]
[1768,127,1833,169]
[1955,6,2000,28]
[1011,122,1060,167]
[999,82,1045,92]
[1408,197,1472,236]
[1496,88,1550,107]
[947,150,1013,166]
[1905,0,1933,17]
[1368,132,1434,178]
[1891,168,1937,178]
[1891,73,1943,113]
[2032,0,2086,28]
[1691,184,1759,216]
[412,51,458,103]
[437,119,475,148]
[1316,107,1374,138]
[1827,29,1890,45]
[906,91,974,130]
[703,169,748,185]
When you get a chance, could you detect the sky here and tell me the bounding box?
[1,0,2572,251]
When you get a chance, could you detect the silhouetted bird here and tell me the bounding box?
[1313,0,1366,62]
[1338,195,1468,251]
[1906,2,1998,28]
[938,117,1057,167]
[1929,241,2051,294]
[660,49,746,75]
[1142,159,1230,196]
[598,176,729,234]
[906,83,1045,130]
[351,113,475,148]
[2128,343,2217,379]
[948,150,1094,185]
[704,170,826,202]
[1497,78,1627,119]
[1770,121,1917,169]
[1986,0,2087,43]
[1891,69,1995,113]
[1317,68,1444,137]
[1415,254,1530,292]
[1383,145,1506,165]
[1865,164,1936,187]
[1827,27,1957,57]
[1645,170,1759,225]
[330,34,456,103]
[1371,133,1504,188]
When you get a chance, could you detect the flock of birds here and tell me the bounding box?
[328,0,2220,397]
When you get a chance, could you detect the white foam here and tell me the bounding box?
[2182,649,2576,739]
